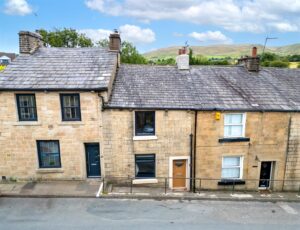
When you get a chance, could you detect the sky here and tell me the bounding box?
[1,0,300,54]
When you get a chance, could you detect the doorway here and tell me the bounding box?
[259,161,273,188]
[169,156,190,190]
[85,143,101,178]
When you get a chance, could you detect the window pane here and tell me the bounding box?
[222,168,240,178]
[38,141,61,168]
[135,112,155,136]
[61,94,80,121]
[39,141,59,153]
[40,153,60,168]
[225,114,243,125]
[223,157,240,167]
[224,126,230,137]
[231,125,243,136]
[17,95,37,121]
[19,95,35,107]
[135,155,155,178]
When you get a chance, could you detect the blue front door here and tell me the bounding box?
[85,143,101,177]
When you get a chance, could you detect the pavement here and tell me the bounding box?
[0,198,300,229]
[1,180,300,202]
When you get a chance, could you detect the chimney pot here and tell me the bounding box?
[109,31,121,52]
[252,46,257,57]
[19,31,43,54]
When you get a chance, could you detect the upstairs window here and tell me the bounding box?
[60,94,81,121]
[135,154,156,178]
[16,94,37,121]
[37,140,61,168]
[224,114,245,137]
[135,111,155,136]
[222,156,243,179]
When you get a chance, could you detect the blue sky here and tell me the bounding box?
[1,0,300,53]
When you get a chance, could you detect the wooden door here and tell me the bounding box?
[172,159,187,188]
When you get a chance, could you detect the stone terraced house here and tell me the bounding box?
[0,31,299,191]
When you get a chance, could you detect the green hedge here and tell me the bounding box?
[261,61,289,68]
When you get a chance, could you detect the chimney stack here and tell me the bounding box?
[176,47,189,70]
[237,47,260,72]
[109,30,121,52]
[19,31,43,54]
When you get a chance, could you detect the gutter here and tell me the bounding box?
[0,87,108,92]
[104,106,300,113]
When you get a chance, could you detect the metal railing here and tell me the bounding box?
[100,176,300,195]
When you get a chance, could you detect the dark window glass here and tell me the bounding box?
[60,94,81,121]
[16,94,37,121]
[135,111,155,136]
[37,141,61,168]
[135,154,155,178]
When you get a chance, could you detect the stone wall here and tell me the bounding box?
[195,112,291,190]
[102,110,195,179]
[284,114,300,190]
[103,109,296,191]
[0,91,104,181]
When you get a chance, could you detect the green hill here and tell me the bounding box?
[144,44,300,60]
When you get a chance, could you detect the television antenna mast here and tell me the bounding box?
[262,36,278,56]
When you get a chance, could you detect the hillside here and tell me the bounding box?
[144,44,300,59]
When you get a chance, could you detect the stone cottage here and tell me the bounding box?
[0,31,299,191]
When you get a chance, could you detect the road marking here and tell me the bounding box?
[278,203,298,215]
[231,194,253,198]
[96,182,103,197]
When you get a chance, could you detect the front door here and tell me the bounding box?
[173,159,187,188]
[259,161,272,188]
[85,143,101,178]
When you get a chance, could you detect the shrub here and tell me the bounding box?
[298,63,300,68]
[268,61,289,68]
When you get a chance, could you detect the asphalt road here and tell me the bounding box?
[0,198,299,230]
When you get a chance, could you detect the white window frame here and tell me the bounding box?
[224,113,246,138]
[221,156,243,180]
[133,111,157,140]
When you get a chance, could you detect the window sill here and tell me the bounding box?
[219,137,250,143]
[133,178,158,184]
[36,168,64,174]
[58,121,84,126]
[218,179,245,185]
[133,136,158,141]
[13,121,42,126]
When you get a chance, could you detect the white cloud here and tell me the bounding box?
[85,0,300,33]
[269,22,299,32]
[78,29,112,43]
[79,25,155,44]
[119,24,155,44]
[4,0,32,16]
[189,31,232,44]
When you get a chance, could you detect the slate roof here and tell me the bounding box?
[108,64,300,111]
[0,47,117,91]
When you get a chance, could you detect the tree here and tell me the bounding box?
[97,39,147,64]
[189,48,229,65]
[39,28,93,48]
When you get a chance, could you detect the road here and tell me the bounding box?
[0,198,299,229]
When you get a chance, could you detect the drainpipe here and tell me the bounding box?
[97,93,106,111]
[193,110,198,193]
[282,114,292,191]
[189,134,193,191]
